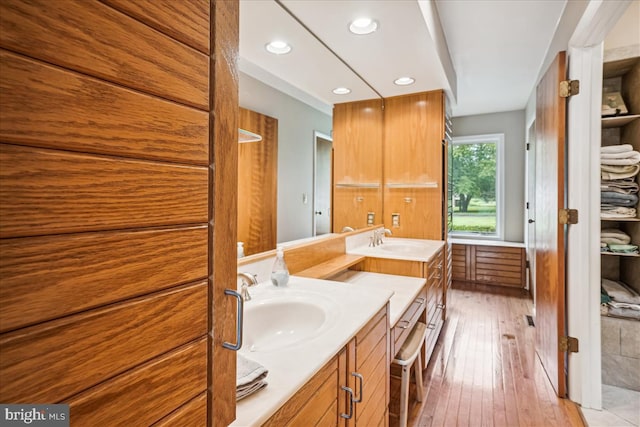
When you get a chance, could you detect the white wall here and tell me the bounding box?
[239,72,332,243]
[452,110,526,242]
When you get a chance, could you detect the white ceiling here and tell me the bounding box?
[239,0,568,118]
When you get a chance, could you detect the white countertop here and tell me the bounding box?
[232,276,393,427]
[328,270,426,327]
[347,237,445,263]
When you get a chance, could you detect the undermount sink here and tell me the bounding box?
[243,292,337,352]
[378,242,425,254]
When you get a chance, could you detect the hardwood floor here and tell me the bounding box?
[396,281,585,427]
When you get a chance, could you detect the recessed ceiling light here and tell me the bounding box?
[394,77,415,86]
[349,18,378,35]
[265,40,291,55]
[333,87,351,95]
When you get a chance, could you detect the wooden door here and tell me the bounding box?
[534,51,567,397]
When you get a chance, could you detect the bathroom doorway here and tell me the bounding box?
[313,131,333,236]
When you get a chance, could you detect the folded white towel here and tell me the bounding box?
[237,354,268,401]
[600,228,631,245]
[600,151,640,165]
[602,278,640,305]
[601,144,634,154]
[601,164,640,180]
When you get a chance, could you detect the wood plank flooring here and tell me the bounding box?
[397,281,585,427]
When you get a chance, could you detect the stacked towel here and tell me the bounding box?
[601,278,640,320]
[600,228,638,254]
[237,354,268,401]
[600,145,640,219]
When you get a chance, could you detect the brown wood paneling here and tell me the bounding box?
[384,188,442,239]
[534,51,567,397]
[0,226,207,333]
[357,353,387,426]
[210,1,239,425]
[0,281,207,403]
[101,0,210,54]
[263,356,338,427]
[333,187,383,231]
[288,370,338,427]
[68,339,207,426]
[0,0,208,109]
[238,107,278,256]
[0,144,208,238]
[353,257,423,278]
[0,51,208,165]
[285,235,346,274]
[154,393,207,427]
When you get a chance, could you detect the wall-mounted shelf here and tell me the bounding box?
[601,217,640,222]
[601,114,640,128]
[385,182,439,189]
[601,252,640,258]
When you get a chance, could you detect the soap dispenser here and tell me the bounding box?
[270,245,289,287]
[237,242,245,258]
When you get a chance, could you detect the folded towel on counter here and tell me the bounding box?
[601,278,640,305]
[600,228,631,245]
[601,144,635,154]
[237,354,268,401]
[601,164,640,180]
[601,191,639,207]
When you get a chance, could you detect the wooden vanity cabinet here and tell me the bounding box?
[263,306,389,427]
[391,287,427,358]
[451,243,526,288]
[425,249,445,359]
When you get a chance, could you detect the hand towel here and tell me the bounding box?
[600,228,631,245]
[600,206,636,219]
[601,144,634,154]
[237,354,268,401]
[601,164,640,180]
[600,152,640,166]
[601,191,638,207]
[601,278,640,305]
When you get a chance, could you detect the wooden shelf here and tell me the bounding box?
[601,217,640,222]
[294,254,366,279]
[601,114,640,128]
[601,251,640,258]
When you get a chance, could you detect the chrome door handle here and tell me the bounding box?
[222,289,243,351]
[397,320,411,329]
[352,372,364,403]
[340,386,354,419]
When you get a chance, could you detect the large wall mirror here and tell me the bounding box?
[238,0,381,256]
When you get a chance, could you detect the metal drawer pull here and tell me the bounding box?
[397,320,411,329]
[415,297,426,304]
[352,372,364,403]
[340,386,354,419]
[437,303,445,309]
[222,289,243,351]
[427,322,437,330]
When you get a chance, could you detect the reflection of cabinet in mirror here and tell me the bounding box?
[333,99,384,231]
[332,91,448,239]
[238,107,278,256]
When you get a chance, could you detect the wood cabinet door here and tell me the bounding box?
[534,51,568,397]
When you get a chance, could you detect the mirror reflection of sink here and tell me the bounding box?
[244,293,337,352]
[378,242,425,254]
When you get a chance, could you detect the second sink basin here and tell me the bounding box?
[379,241,426,254]
[243,291,338,352]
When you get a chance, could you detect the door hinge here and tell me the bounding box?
[559,208,578,225]
[559,80,580,98]
[559,336,579,353]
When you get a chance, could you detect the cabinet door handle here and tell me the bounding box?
[415,297,426,304]
[427,322,437,330]
[437,303,445,310]
[352,372,364,403]
[397,320,411,329]
[340,386,354,419]
[222,289,243,351]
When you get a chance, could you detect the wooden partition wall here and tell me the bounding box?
[0,1,238,425]
[238,107,278,256]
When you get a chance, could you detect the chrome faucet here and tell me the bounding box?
[369,228,393,247]
[238,272,258,301]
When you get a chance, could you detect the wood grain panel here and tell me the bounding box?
[475,256,522,267]
[333,99,384,183]
[383,188,442,239]
[0,281,207,403]
[0,226,207,333]
[238,107,278,256]
[288,369,338,427]
[0,51,208,165]
[0,0,208,109]
[210,1,239,425]
[353,258,423,278]
[285,235,346,275]
[333,187,383,232]
[154,393,207,427]
[384,91,443,184]
[316,400,339,427]
[263,355,337,427]
[357,353,387,426]
[0,144,208,238]
[357,309,387,363]
[101,0,210,54]
[68,339,207,426]
[534,51,567,397]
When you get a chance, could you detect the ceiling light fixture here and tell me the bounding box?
[265,40,292,55]
[333,87,351,95]
[349,18,378,35]
[394,77,415,86]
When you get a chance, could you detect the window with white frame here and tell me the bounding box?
[449,133,504,239]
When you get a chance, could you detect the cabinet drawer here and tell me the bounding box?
[425,306,444,361]
[392,287,427,356]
